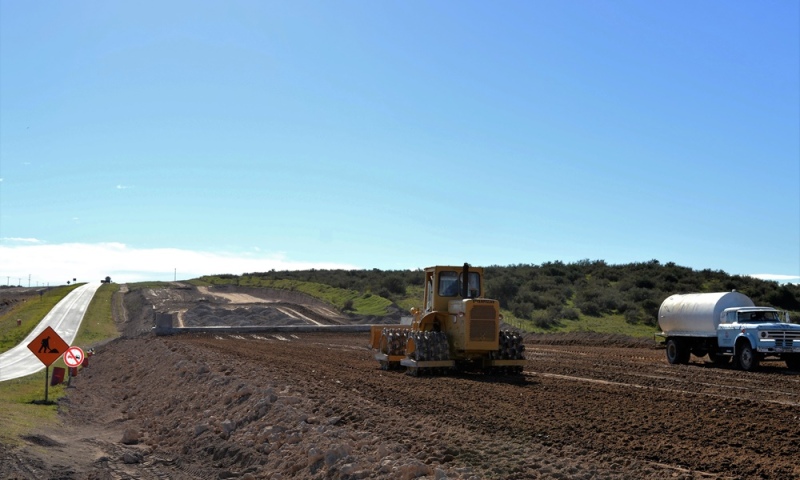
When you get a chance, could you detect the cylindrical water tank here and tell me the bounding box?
[658,292,754,336]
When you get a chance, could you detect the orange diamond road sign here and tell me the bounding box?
[27,326,69,367]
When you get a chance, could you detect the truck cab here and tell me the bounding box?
[716,307,800,370]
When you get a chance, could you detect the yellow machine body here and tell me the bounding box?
[370,264,525,375]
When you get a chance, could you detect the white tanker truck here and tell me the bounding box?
[657,291,800,371]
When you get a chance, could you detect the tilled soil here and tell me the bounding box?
[2,286,800,479]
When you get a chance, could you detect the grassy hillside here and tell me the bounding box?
[194,260,800,338]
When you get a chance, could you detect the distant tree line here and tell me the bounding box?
[485,260,800,329]
[242,260,800,329]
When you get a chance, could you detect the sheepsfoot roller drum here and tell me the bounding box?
[401,331,454,376]
[488,330,526,374]
[369,264,527,377]
[373,327,411,370]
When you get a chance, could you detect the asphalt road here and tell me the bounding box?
[0,282,102,382]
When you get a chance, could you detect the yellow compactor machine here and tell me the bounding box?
[370,264,525,376]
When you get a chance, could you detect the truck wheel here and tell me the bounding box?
[785,355,800,371]
[666,339,689,365]
[735,343,759,372]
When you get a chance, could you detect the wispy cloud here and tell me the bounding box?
[749,273,800,283]
[1,237,43,244]
[0,242,358,286]
[116,184,132,190]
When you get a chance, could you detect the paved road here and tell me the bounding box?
[0,282,102,382]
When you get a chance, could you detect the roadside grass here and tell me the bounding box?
[0,283,120,446]
[73,283,120,348]
[0,374,65,446]
[0,285,81,355]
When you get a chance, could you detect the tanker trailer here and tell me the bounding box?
[657,291,800,371]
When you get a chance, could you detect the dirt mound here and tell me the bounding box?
[133,284,404,330]
[183,303,329,327]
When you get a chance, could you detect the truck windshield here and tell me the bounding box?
[737,311,781,322]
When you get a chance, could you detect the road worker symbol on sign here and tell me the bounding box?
[38,336,53,353]
[27,326,69,367]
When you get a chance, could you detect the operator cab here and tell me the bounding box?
[424,263,484,313]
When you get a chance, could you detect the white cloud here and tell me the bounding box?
[0,242,359,286]
[116,184,132,190]
[749,273,800,283]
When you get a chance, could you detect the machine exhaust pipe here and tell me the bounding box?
[461,262,470,298]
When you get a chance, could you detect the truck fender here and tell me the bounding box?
[733,334,754,353]
[417,311,440,331]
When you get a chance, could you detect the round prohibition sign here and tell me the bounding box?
[63,346,85,368]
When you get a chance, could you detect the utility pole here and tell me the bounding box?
[28,274,31,287]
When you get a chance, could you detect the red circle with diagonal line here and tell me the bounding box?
[63,346,85,368]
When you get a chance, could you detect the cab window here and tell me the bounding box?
[460,272,481,298]
[438,271,481,297]
[438,271,460,297]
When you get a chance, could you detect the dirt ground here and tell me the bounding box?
[2,284,800,479]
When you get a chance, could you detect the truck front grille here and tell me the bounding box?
[764,330,800,348]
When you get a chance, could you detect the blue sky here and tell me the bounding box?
[1,1,798,286]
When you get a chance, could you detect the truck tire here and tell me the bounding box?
[735,342,759,372]
[666,339,689,365]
